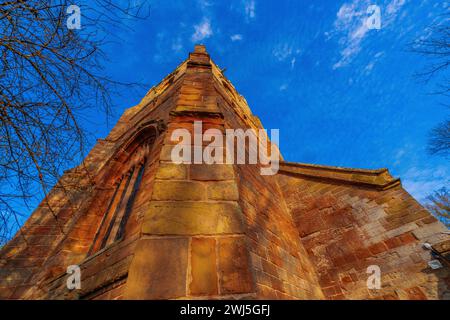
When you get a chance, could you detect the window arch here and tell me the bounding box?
[88,124,158,255]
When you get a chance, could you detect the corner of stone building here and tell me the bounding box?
[123,50,256,299]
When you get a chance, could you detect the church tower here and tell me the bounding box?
[0,45,448,300]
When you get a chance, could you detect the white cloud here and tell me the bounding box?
[244,0,256,19]
[332,1,370,69]
[364,61,375,73]
[273,44,300,70]
[331,0,407,69]
[198,0,212,10]
[402,165,450,203]
[191,19,213,42]
[386,0,406,15]
[230,34,243,41]
[290,57,296,70]
[171,37,183,52]
[273,44,293,61]
[393,148,406,166]
[273,44,300,61]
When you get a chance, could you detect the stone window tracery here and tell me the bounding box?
[88,141,151,255]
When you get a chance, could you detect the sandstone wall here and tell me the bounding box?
[0,59,185,299]
[211,64,324,299]
[278,165,449,300]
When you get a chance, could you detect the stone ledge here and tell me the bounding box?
[278,161,401,190]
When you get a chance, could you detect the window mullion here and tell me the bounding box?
[104,166,140,247]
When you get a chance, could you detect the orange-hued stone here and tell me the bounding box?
[125,238,188,299]
[0,45,448,300]
[190,237,218,296]
[218,237,253,294]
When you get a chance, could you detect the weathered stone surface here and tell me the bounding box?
[142,201,244,235]
[152,180,205,201]
[218,237,254,294]
[189,237,218,296]
[155,163,187,180]
[159,145,176,162]
[278,172,450,300]
[190,164,235,181]
[124,238,188,299]
[412,222,447,240]
[207,181,239,200]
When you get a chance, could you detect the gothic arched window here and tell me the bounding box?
[88,124,157,255]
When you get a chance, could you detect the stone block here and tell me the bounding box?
[384,236,402,249]
[124,238,188,299]
[368,242,388,255]
[218,237,253,294]
[190,237,218,296]
[412,222,447,240]
[152,181,205,201]
[398,232,416,245]
[207,181,239,200]
[190,164,235,181]
[155,163,187,180]
[404,286,427,300]
[142,201,244,235]
[159,145,175,162]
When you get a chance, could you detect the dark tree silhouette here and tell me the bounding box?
[411,12,450,157]
[427,120,450,157]
[412,13,450,95]
[411,12,450,227]
[426,188,450,228]
[0,0,150,246]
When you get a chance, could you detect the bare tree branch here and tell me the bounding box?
[426,188,450,228]
[0,0,150,245]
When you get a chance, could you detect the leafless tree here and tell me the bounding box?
[426,188,450,227]
[411,12,450,157]
[0,0,150,246]
[412,12,450,95]
[427,120,450,157]
[410,11,450,227]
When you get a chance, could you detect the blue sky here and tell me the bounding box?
[81,0,449,203]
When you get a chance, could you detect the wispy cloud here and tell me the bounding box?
[273,43,301,70]
[191,19,213,42]
[244,0,256,19]
[386,0,406,15]
[331,0,371,69]
[393,147,406,166]
[331,0,406,69]
[171,37,183,52]
[197,0,212,10]
[402,165,449,203]
[290,57,296,70]
[230,34,243,41]
[273,43,293,61]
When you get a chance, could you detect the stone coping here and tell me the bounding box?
[278,161,401,190]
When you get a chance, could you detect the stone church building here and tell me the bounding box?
[0,45,448,299]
